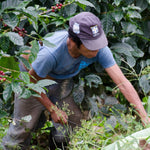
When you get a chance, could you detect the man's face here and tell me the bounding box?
[78,44,99,58]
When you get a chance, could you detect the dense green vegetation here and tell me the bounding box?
[0,0,150,149]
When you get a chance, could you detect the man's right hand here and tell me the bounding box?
[50,106,68,125]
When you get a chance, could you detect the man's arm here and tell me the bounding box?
[105,64,150,126]
[28,68,68,125]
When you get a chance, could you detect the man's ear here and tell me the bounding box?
[69,38,79,49]
[68,38,74,47]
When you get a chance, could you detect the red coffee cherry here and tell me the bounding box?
[51,6,55,9]
[4,24,7,27]
[2,78,6,81]
[18,31,23,37]
[0,71,5,75]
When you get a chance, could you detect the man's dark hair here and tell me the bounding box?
[68,28,82,49]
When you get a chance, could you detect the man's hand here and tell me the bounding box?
[28,69,68,125]
[141,117,150,127]
[50,105,68,125]
[105,64,150,127]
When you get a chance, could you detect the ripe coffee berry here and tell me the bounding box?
[3,78,6,81]
[0,77,6,82]
[18,31,23,37]
[0,71,5,76]
[4,24,7,27]
[58,6,61,9]
[14,26,27,37]
[0,71,6,82]
[51,6,55,9]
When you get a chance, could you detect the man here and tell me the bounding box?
[2,12,150,149]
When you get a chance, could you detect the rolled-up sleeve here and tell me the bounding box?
[32,47,55,78]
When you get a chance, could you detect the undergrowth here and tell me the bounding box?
[0,107,149,150]
[68,108,145,150]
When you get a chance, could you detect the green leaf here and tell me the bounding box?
[113,53,122,65]
[140,60,147,69]
[64,3,77,16]
[73,79,85,105]
[127,10,141,19]
[30,40,39,54]
[0,110,8,118]
[27,17,38,31]
[17,56,31,70]
[146,59,150,66]
[101,13,113,34]
[139,75,150,94]
[121,22,143,35]
[20,72,30,83]
[38,18,48,34]
[0,36,10,52]
[112,11,123,22]
[29,40,39,63]
[55,20,64,27]
[21,115,32,122]
[111,43,134,57]
[105,116,117,131]
[43,39,56,48]
[1,0,22,10]
[3,83,12,101]
[22,7,38,20]
[88,96,99,116]
[85,74,103,88]
[36,79,56,87]
[114,104,127,112]
[18,46,31,54]
[121,22,136,33]
[17,0,32,9]
[20,8,38,31]
[3,12,19,29]
[126,56,136,67]
[136,0,148,12]
[0,56,20,78]
[11,80,22,94]
[123,5,141,11]
[105,96,118,105]
[147,0,150,4]
[114,0,122,6]
[27,83,46,94]
[5,32,24,46]
[131,47,144,58]
[44,32,54,38]
[19,88,32,99]
[90,1,101,13]
[75,0,95,8]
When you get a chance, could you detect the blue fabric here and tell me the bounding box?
[32,30,116,79]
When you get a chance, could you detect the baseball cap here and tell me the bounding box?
[69,12,108,50]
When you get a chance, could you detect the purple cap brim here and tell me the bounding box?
[81,30,108,50]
